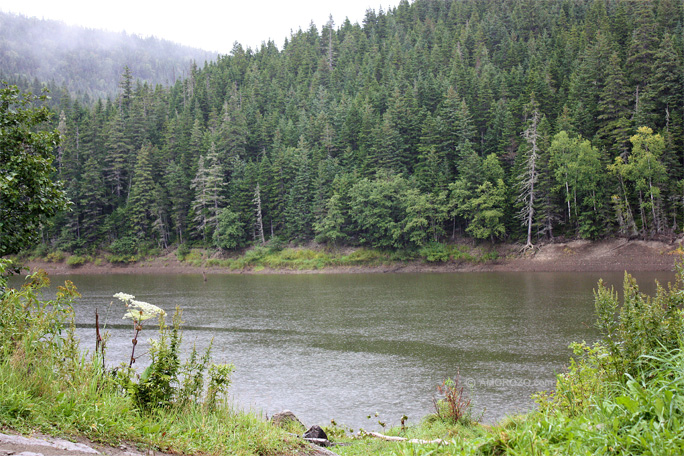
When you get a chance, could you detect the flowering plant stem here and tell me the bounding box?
[129,322,142,368]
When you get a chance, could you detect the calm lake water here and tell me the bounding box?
[18,270,675,429]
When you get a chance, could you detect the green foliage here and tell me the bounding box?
[535,341,609,416]
[595,266,684,381]
[46,251,66,263]
[213,208,246,250]
[419,242,450,263]
[176,243,190,260]
[433,374,474,425]
[108,236,138,256]
[0,262,79,362]
[65,255,87,267]
[0,84,71,256]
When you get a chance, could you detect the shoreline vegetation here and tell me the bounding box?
[2,254,684,455]
[14,238,683,276]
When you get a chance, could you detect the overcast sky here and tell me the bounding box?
[0,0,399,55]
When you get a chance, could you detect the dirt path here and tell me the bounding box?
[0,431,158,456]
[0,431,338,456]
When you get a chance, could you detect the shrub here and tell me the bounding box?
[535,341,609,416]
[106,254,137,264]
[433,372,473,425]
[595,265,684,381]
[176,243,190,261]
[213,208,245,250]
[420,242,450,262]
[66,255,87,268]
[479,250,500,262]
[46,251,66,263]
[109,237,138,256]
[242,246,268,265]
[451,245,475,262]
[537,260,684,419]
[266,236,286,253]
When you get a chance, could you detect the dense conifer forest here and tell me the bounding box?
[9,0,684,256]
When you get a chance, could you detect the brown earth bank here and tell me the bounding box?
[18,238,684,276]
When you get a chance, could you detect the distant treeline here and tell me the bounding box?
[19,0,684,255]
[0,11,216,100]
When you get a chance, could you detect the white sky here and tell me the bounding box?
[0,0,398,55]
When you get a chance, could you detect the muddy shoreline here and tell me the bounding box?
[19,239,682,276]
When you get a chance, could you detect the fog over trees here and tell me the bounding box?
[0,12,216,100]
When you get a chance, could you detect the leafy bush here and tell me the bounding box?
[595,266,684,381]
[265,236,286,253]
[176,243,190,260]
[337,248,389,265]
[419,242,450,262]
[450,245,475,262]
[106,254,137,264]
[109,236,138,256]
[183,249,205,264]
[213,208,246,250]
[46,251,66,263]
[535,341,609,416]
[66,255,87,267]
[242,246,268,265]
[478,250,500,262]
[537,261,684,421]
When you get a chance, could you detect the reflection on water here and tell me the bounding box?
[16,270,674,428]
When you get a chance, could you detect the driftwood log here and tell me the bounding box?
[365,431,448,445]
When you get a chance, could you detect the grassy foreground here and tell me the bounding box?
[2,258,684,455]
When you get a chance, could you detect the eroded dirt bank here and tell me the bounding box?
[19,239,683,276]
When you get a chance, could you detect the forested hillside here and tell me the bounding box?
[0,12,215,100]
[23,0,684,256]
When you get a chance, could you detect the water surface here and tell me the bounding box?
[22,270,674,429]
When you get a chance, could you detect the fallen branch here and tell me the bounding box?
[365,431,448,445]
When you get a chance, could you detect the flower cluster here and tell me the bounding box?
[114,292,166,322]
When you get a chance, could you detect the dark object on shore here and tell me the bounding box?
[304,425,329,446]
[304,425,328,440]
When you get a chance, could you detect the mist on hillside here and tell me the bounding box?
[0,12,217,99]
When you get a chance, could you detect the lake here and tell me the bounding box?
[19,270,675,430]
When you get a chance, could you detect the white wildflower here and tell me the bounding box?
[122,299,166,322]
[113,292,135,304]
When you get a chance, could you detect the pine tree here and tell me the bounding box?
[104,110,133,200]
[79,153,107,243]
[597,52,632,156]
[164,160,190,244]
[128,143,157,239]
[190,143,225,243]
